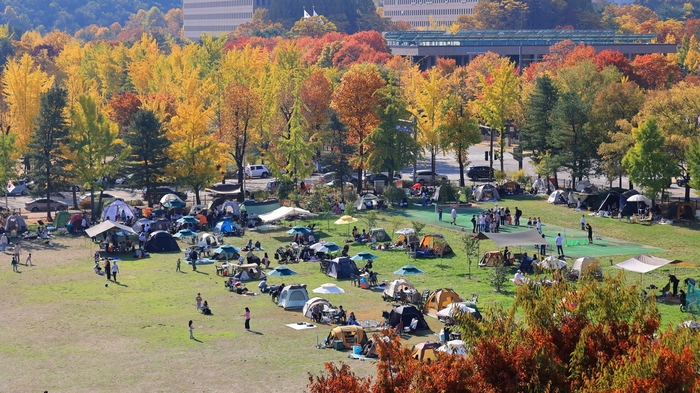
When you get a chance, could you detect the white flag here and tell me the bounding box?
[313,6,318,17]
[303,8,311,18]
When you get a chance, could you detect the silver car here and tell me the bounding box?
[25,198,68,212]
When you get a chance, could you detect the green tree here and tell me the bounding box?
[622,117,677,199]
[461,234,480,279]
[0,125,17,209]
[550,91,593,187]
[27,87,71,221]
[123,109,171,207]
[522,75,558,168]
[68,95,130,219]
[439,95,481,186]
[278,95,318,189]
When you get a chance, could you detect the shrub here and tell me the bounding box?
[383,186,405,205]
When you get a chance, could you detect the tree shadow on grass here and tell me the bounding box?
[435,263,451,270]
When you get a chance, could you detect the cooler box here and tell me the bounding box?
[334,340,345,350]
[353,345,362,355]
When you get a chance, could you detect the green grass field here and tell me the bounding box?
[1,193,697,392]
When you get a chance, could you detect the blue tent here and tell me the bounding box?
[214,220,239,236]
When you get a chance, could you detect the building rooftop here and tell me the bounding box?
[384,30,660,47]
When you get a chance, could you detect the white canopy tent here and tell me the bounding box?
[85,220,137,238]
[476,229,546,247]
[258,206,318,223]
[614,254,674,274]
[101,200,135,222]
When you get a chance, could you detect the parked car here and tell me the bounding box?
[412,170,448,185]
[5,179,32,196]
[79,193,117,203]
[244,164,270,179]
[364,172,401,187]
[317,172,358,186]
[467,166,495,181]
[677,176,691,187]
[266,178,295,194]
[142,187,187,202]
[25,198,68,212]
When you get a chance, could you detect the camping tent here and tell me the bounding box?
[479,251,504,267]
[214,219,239,236]
[326,325,367,349]
[532,177,554,195]
[325,257,360,279]
[423,288,461,318]
[85,220,137,238]
[277,284,309,310]
[419,234,453,256]
[53,211,70,228]
[473,184,500,202]
[597,189,639,216]
[436,301,482,321]
[437,340,467,356]
[614,254,674,274]
[355,193,379,210]
[668,203,695,221]
[144,230,180,253]
[196,233,219,248]
[258,206,318,223]
[395,233,419,247]
[387,305,429,331]
[476,229,547,248]
[231,264,266,281]
[548,190,568,205]
[151,218,171,232]
[571,256,601,280]
[382,278,422,303]
[369,228,391,242]
[69,214,84,230]
[101,200,135,222]
[412,341,441,363]
[4,215,26,233]
[241,199,280,218]
[302,297,333,319]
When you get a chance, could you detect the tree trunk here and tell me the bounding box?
[685,183,691,203]
[457,151,465,187]
[46,165,52,221]
[195,186,201,205]
[499,129,505,174]
[237,164,245,203]
[72,186,78,209]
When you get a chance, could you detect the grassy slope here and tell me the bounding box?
[0,193,696,391]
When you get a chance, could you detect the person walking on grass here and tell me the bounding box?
[105,259,111,281]
[555,233,564,256]
[196,293,202,311]
[451,208,457,225]
[13,242,21,262]
[580,215,586,231]
[242,307,251,331]
[176,258,181,272]
[11,255,18,272]
[25,252,33,267]
[111,260,119,282]
[189,320,194,339]
[438,207,443,221]
[586,223,593,244]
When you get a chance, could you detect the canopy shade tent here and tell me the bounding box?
[350,251,378,261]
[173,229,197,239]
[268,266,297,276]
[176,216,200,224]
[394,265,424,275]
[312,283,345,294]
[85,220,137,238]
[317,242,341,254]
[259,206,318,223]
[476,229,546,247]
[286,226,311,235]
[613,254,674,274]
[334,215,358,225]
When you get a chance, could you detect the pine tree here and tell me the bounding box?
[123,109,171,207]
[27,87,71,221]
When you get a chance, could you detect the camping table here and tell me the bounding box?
[360,320,383,333]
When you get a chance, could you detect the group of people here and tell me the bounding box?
[93,256,119,281]
[469,206,525,234]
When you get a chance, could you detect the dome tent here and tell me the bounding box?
[473,184,500,202]
[277,284,309,310]
[144,230,180,253]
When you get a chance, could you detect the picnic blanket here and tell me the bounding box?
[285,322,317,330]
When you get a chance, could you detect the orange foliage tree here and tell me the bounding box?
[631,53,682,89]
[308,274,700,393]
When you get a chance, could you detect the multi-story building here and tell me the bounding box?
[183,0,272,40]
[382,0,478,28]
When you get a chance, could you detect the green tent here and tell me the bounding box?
[54,211,71,228]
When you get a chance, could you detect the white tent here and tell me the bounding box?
[277,285,309,310]
[101,200,135,222]
[613,254,673,274]
[160,193,183,205]
[548,190,567,204]
[196,233,220,248]
[437,340,467,356]
[355,193,379,210]
[571,256,601,279]
[302,297,333,319]
[85,220,136,238]
[473,184,500,202]
[538,255,567,270]
[258,206,318,223]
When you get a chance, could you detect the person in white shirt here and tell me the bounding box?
[555,233,563,256]
[308,233,315,244]
[111,261,119,281]
[514,270,526,285]
[580,215,585,231]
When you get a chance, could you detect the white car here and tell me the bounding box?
[244,164,270,179]
[412,170,448,185]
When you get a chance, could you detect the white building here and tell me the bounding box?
[183,0,272,40]
[382,0,477,28]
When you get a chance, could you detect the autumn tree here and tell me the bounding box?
[123,109,170,207]
[68,95,129,217]
[27,87,70,220]
[623,117,677,198]
[168,98,226,205]
[107,91,142,133]
[631,53,682,90]
[439,94,481,186]
[220,81,262,195]
[321,110,355,202]
[0,121,17,208]
[331,63,385,195]
[290,16,337,37]
[3,53,54,158]
[476,58,520,174]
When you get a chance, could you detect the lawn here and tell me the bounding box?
[0,193,697,392]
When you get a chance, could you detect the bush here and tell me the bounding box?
[251,189,269,201]
[344,190,358,204]
[402,180,414,189]
[383,186,405,205]
[438,180,458,202]
[489,262,509,292]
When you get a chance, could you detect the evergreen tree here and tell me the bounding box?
[124,109,171,207]
[622,117,677,198]
[27,87,71,220]
[522,75,558,166]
